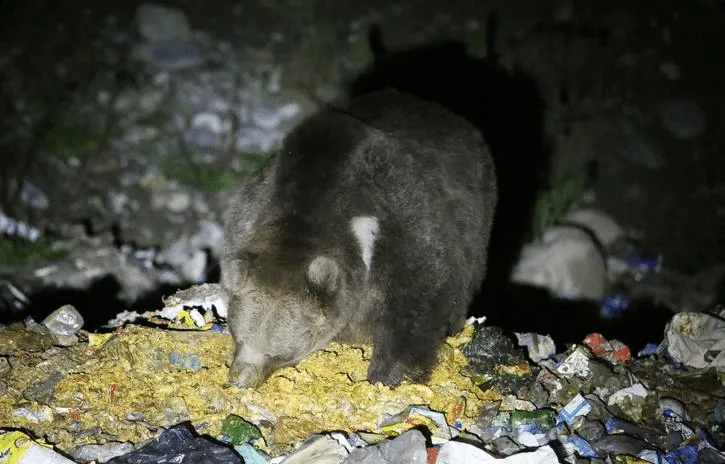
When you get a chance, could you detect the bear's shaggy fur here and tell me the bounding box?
[220,89,497,388]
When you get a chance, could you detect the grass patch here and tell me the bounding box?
[0,236,66,269]
[163,163,244,192]
[162,152,273,192]
[464,26,489,59]
[533,170,589,239]
[41,114,103,160]
[347,34,375,68]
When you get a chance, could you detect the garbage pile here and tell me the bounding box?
[2,283,724,463]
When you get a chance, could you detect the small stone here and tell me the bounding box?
[107,191,130,216]
[658,99,706,139]
[135,40,205,70]
[137,3,192,43]
[277,102,302,120]
[192,112,225,135]
[139,89,166,115]
[166,191,191,213]
[252,107,283,131]
[42,304,84,335]
[23,371,63,404]
[19,180,49,210]
[659,61,680,80]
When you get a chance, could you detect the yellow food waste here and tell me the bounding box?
[0,321,501,455]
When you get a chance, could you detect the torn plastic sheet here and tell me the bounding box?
[160,283,228,323]
[514,332,556,362]
[663,311,725,369]
[105,423,242,464]
[378,405,454,444]
[555,346,592,378]
[104,284,229,329]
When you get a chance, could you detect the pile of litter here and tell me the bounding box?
[1,285,725,463]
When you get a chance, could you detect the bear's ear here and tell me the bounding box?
[307,256,340,294]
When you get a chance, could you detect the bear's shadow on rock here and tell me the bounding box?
[346,25,551,320]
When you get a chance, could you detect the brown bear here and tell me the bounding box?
[220,89,497,388]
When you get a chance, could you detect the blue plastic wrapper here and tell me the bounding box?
[626,254,662,274]
[557,394,592,427]
[600,294,630,318]
[106,424,242,464]
[560,433,599,458]
[637,343,661,357]
[659,444,699,464]
[211,323,228,333]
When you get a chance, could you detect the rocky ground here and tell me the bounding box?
[0,0,724,462]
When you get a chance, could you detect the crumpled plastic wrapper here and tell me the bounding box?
[663,310,725,369]
[0,320,497,456]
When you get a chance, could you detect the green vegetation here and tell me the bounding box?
[465,26,489,59]
[162,152,273,192]
[41,113,103,160]
[238,151,272,176]
[162,162,243,192]
[347,33,375,68]
[532,170,589,240]
[0,236,66,268]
